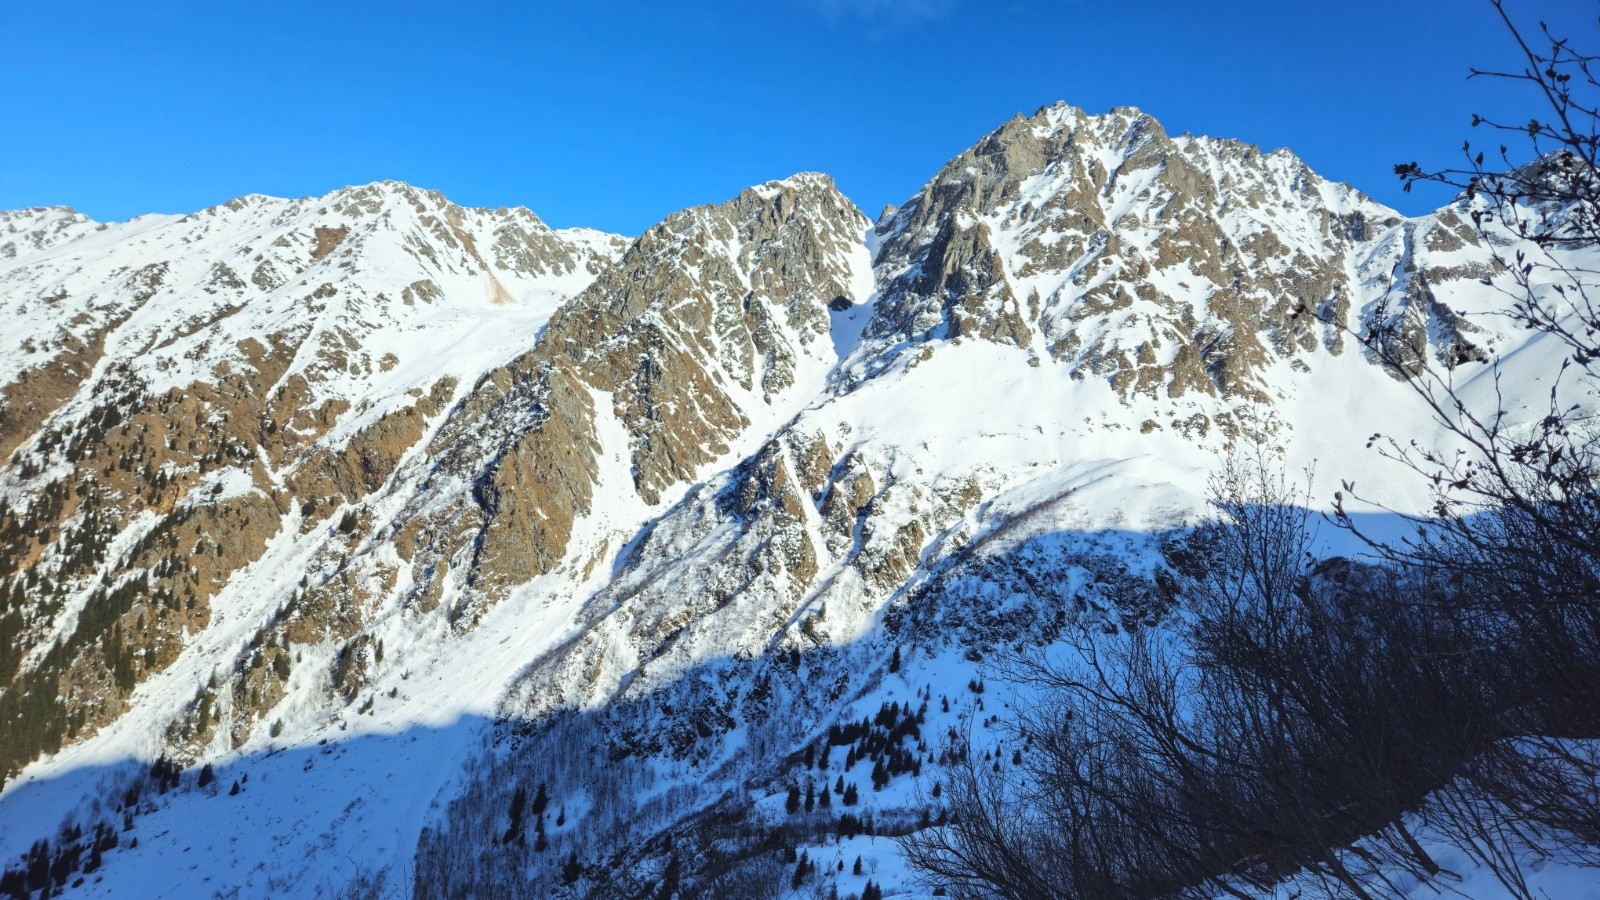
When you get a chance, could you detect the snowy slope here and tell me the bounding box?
[0,104,1591,900]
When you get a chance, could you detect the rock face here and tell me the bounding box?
[386,172,870,610]
[0,105,1572,899]
[0,181,628,780]
[856,103,1490,408]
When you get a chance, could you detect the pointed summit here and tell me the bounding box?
[852,102,1409,403]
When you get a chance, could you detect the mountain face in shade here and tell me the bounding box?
[0,103,1576,898]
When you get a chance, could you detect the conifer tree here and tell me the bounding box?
[562,852,582,885]
[503,785,527,845]
[654,852,680,899]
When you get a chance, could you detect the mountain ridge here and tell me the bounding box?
[0,101,1580,898]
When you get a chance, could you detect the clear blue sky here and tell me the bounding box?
[0,1,1585,233]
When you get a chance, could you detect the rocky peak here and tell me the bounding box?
[0,206,100,261]
[850,102,1425,409]
[532,172,868,406]
[406,174,870,605]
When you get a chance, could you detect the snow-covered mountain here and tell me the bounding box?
[0,103,1579,899]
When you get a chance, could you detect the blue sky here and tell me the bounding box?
[0,1,1583,233]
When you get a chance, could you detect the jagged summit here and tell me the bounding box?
[852,101,1461,409]
[741,170,843,197]
[404,171,871,605]
[0,206,100,261]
